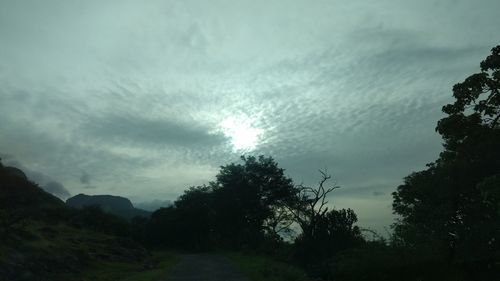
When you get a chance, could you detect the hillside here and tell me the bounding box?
[66,194,151,220]
[0,163,154,281]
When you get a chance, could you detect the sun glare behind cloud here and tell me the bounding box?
[219,115,264,152]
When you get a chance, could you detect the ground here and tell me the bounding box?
[164,254,249,281]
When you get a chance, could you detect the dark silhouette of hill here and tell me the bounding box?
[66,193,151,220]
[3,166,28,180]
[0,165,66,220]
[0,160,150,281]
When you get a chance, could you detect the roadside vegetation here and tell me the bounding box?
[227,252,307,281]
[74,251,178,281]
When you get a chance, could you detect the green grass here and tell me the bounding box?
[2,219,179,281]
[123,251,179,281]
[72,251,179,281]
[227,252,307,281]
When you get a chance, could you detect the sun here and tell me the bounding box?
[219,115,263,152]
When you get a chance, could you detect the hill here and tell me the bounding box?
[0,162,152,281]
[66,194,151,220]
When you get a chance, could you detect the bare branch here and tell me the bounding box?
[286,169,342,238]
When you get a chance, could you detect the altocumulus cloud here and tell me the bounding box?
[0,0,499,233]
[85,114,227,148]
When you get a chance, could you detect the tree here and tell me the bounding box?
[289,170,340,240]
[145,186,213,250]
[392,164,456,256]
[290,170,363,268]
[173,185,213,250]
[437,45,500,139]
[148,156,298,250]
[211,155,297,248]
[393,46,500,270]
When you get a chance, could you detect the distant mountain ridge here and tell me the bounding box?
[66,194,151,219]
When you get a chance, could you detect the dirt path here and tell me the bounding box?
[163,254,250,281]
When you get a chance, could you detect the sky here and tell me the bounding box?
[1,0,499,232]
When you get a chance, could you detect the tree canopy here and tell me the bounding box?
[393,45,500,268]
[147,156,303,249]
[211,155,297,247]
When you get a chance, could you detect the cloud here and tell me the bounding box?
[44,181,71,200]
[0,152,13,160]
[79,171,97,189]
[80,171,91,185]
[2,158,71,200]
[85,114,227,148]
[1,0,499,232]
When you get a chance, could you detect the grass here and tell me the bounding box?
[2,219,179,281]
[122,251,179,281]
[227,252,307,281]
[71,251,179,281]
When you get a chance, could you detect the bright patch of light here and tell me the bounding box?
[219,115,264,152]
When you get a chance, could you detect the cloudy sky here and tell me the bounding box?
[1,0,499,232]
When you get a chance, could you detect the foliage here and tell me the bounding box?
[288,170,363,275]
[437,45,500,139]
[211,155,297,248]
[146,186,213,250]
[227,252,307,281]
[69,205,132,237]
[147,156,299,250]
[392,45,500,277]
[326,241,474,281]
[143,156,366,281]
[289,170,341,240]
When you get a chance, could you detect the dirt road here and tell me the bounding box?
[163,254,250,281]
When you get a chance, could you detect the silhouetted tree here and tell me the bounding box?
[146,186,213,250]
[145,156,297,250]
[289,171,362,271]
[393,46,500,275]
[211,155,297,248]
[146,206,179,248]
[173,185,213,250]
[289,170,340,239]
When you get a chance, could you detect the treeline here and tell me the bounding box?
[389,45,500,279]
[136,46,500,280]
[132,155,367,279]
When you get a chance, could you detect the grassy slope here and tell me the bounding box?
[74,251,178,281]
[0,166,180,281]
[227,252,307,281]
[0,219,178,281]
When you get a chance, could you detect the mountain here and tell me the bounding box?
[0,165,66,219]
[66,194,151,219]
[2,166,28,180]
[0,162,149,281]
